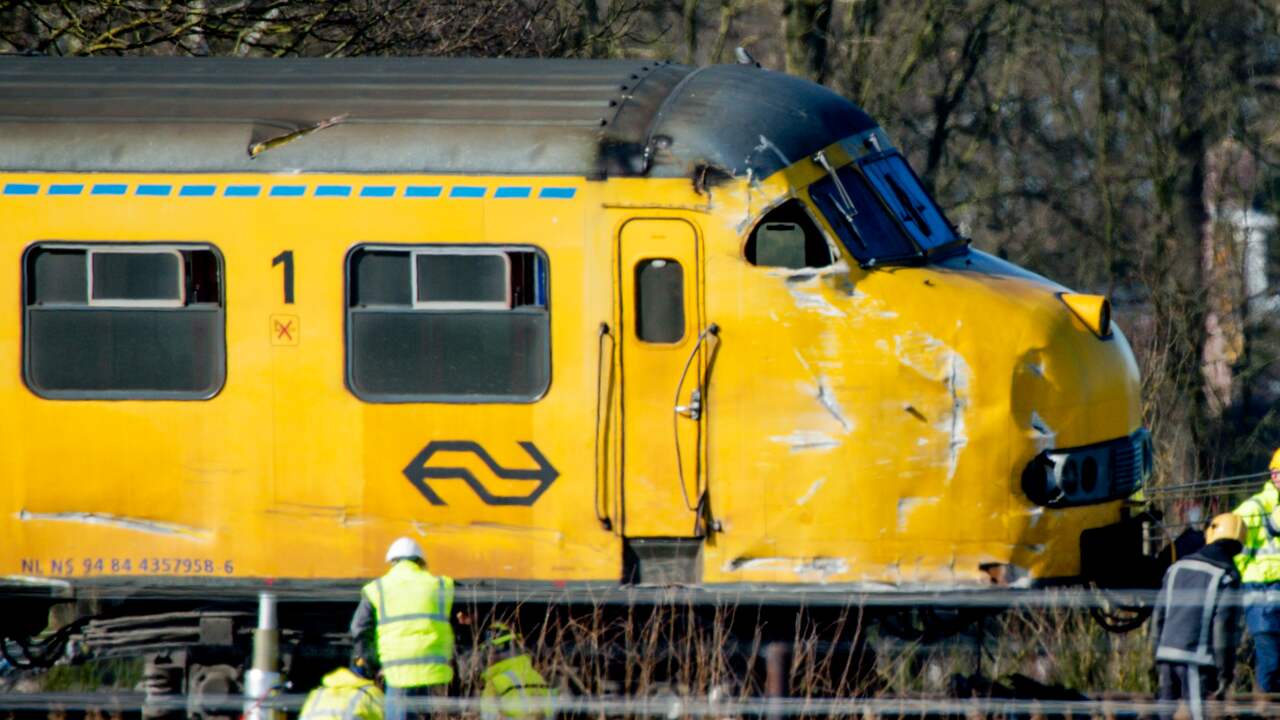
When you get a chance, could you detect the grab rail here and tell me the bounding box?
[593,323,615,531]
[672,323,720,513]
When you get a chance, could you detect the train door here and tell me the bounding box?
[617,218,705,538]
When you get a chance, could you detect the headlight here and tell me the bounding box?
[1058,292,1112,339]
[1022,428,1150,507]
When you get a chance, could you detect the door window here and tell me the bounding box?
[634,258,684,344]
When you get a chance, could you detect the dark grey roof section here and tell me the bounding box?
[0,57,876,179]
[639,64,876,179]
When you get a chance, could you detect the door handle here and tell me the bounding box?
[676,387,702,421]
[672,323,719,422]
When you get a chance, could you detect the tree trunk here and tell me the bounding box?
[782,0,833,82]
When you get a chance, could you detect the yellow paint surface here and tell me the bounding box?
[0,150,1142,590]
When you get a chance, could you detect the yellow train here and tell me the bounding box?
[0,57,1149,618]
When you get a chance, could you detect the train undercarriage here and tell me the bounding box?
[0,509,1184,718]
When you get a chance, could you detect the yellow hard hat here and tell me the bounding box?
[484,621,519,650]
[1270,448,1280,471]
[1206,513,1246,546]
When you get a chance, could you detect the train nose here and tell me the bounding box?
[920,250,1148,508]
[990,277,1149,508]
[1019,292,1151,506]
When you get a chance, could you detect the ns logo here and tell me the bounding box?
[402,441,559,507]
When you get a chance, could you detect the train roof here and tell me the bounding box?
[0,57,875,180]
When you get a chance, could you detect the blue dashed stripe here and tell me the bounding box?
[7,181,582,201]
[224,185,261,198]
[494,186,532,199]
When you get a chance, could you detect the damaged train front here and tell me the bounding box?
[719,135,1155,589]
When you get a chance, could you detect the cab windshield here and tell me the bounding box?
[807,151,962,266]
[859,151,958,251]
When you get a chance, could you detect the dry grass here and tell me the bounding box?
[453,596,1161,703]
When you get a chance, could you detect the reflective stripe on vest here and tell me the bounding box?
[1154,558,1226,667]
[500,670,550,695]
[374,576,450,624]
[363,562,455,688]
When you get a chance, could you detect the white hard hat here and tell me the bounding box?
[385,537,425,563]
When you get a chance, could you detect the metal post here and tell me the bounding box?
[764,641,790,720]
[244,592,281,720]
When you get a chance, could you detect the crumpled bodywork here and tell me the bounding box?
[700,141,1143,588]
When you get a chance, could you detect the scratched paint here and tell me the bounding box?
[792,349,854,432]
[1030,411,1056,451]
[787,285,847,318]
[893,331,972,482]
[724,556,850,580]
[795,478,827,505]
[17,510,210,540]
[769,431,841,453]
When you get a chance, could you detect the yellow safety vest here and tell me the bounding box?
[362,561,455,688]
[1233,483,1280,584]
[298,668,383,720]
[480,654,552,720]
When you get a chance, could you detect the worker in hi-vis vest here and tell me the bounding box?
[1233,449,1280,692]
[350,537,458,720]
[299,654,384,720]
[479,621,553,720]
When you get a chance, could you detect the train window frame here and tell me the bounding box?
[87,247,186,308]
[411,247,512,310]
[22,241,227,401]
[345,243,552,405]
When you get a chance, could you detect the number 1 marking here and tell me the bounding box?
[272,250,295,304]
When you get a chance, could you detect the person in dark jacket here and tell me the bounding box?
[1151,512,1246,720]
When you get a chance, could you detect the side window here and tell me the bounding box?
[23,243,225,399]
[635,258,684,343]
[744,200,835,269]
[346,245,550,403]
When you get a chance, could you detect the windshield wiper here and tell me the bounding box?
[812,151,866,250]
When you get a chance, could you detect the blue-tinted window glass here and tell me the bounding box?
[860,152,957,251]
[808,166,915,264]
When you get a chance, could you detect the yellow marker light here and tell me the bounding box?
[1059,293,1112,338]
